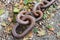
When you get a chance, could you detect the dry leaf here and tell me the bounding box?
[49,27,54,31]
[56,32,60,38]
[37,29,46,36]
[5,24,13,34]
[23,31,33,40]
[1,22,7,27]
[47,25,55,31]
[8,17,12,22]
[20,0,23,4]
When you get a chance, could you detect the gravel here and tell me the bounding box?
[0,0,60,40]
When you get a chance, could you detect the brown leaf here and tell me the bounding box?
[8,17,13,22]
[23,31,33,40]
[37,29,46,36]
[5,23,13,34]
[49,27,55,31]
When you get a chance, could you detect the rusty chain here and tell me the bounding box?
[40,0,56,9]
[12,0,56,38]
[12,14,35,38]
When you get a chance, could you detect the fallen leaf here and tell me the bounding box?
[57,32,60,38]
[5,25,13,34]
[33,27,38,33]
[8,17,12,22]
[1,22,7,27]
[14,3,19,7]
[24,0,28,5]
[23,31,33,40]
[13,7,20,13]
[37,29,46,36]
[43,12,48,19]
[20,0,23,4]
[0,9,4,15]
[47,25,54,31]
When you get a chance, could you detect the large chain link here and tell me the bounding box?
[11,0,56,38]
[12,11,35,38]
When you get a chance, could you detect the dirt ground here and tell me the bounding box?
[0,0,60,40]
